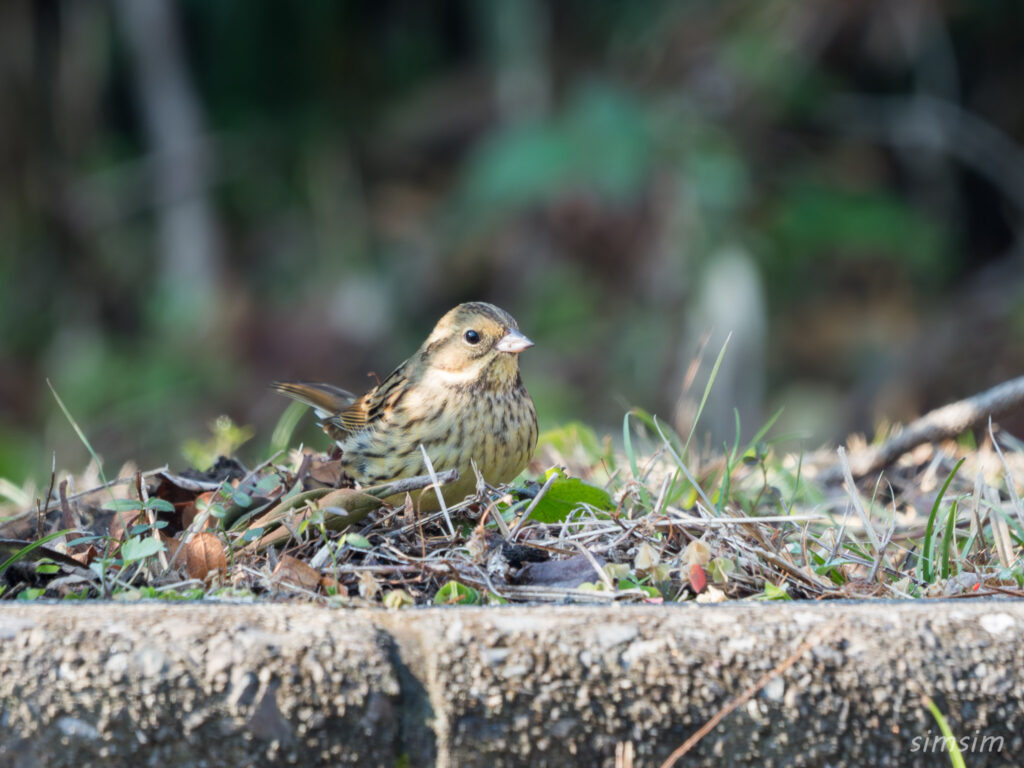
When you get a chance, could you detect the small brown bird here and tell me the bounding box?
[273,302,538,509]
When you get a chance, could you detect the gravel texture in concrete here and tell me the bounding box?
[0,601,1020,767]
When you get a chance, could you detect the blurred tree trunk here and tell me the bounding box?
[483,0,550,124]
[676,248,767,448]
[112,0,223,336]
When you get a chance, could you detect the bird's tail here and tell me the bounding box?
[271,381,356,418]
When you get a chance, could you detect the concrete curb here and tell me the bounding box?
[0,601,1020,767]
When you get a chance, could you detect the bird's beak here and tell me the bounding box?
[495,329,534,353]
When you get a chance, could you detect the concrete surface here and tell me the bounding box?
[0,601,1021,767]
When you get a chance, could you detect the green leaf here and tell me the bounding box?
[240,527,265,543]
[35,559,60,575]
[383,589,414,609]
[66,536,101,549]
[757,582,792,601]
[145,498,176,513]
[102,498,143,512]
[339,533,371,550]
[433,580,480,606]
[618,577,661,597]
[529,476,615,524]
[129,521,168,536]
[708,557,736,583]
[254,472,283,495]
[120,536,165,564]
[536,422,610,465]
[16,587,46,601]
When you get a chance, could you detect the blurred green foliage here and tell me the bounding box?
[2,0,1023,486]
[459,84,652,222]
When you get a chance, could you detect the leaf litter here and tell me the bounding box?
[3,407,1024,606]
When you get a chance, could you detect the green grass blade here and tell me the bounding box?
[746,407,784,453]
[653,417,716,512]
[270,399,308,455]
[939,498,959,580]
[921,457,965,583]
[47,380,111,489]
[623,412,639,481]
[731,408,742,462]
[921,695,966,768]
[786,448,805,514]
[681,333,731,457]
[0,529,78,574]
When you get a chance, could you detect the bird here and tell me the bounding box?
[272,302,538,510]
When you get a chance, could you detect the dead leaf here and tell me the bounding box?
[163,532,188,568]
[272,555,321,592]
[516,553,606,589]
[185,532,227,580]
[634,542,660,572]
[319,574,346,596]
[109,509,142,542]
[696,584,727,603]
[181,491,218,530]
[357,570,380,599]
[684,539,711,566]
[308,458,345,487]
[70,545,98,567]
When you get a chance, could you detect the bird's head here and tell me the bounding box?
[417,302,533,387]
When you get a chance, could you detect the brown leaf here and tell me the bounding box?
[272,555,321,593]
[58,479,77,531]
[319,574,346,596]
[163,532,188,568]
[109,509,142,542]
[70,545,98,566]
[181,491,218,530]
[150,475,204,531]
[185,532,227,580]
[308,458,345,488]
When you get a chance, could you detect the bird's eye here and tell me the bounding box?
[464,329,481,345]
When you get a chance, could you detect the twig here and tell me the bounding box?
[241,449,284,487]
[25,466,169,518]
[988,417,1024,533]
[659,618,844,767]
[37,453,57,538]
[510,472,558,540]
[419,446,455,538]
[820,376,1024,483]
[837,447,883,551]
[574,541,614,589]
[137,471,169,571]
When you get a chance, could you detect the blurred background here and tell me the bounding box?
[2,0,1024,485]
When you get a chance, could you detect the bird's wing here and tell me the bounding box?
[330,361,410,434]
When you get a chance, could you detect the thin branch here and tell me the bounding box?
[820,376,1024,482]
